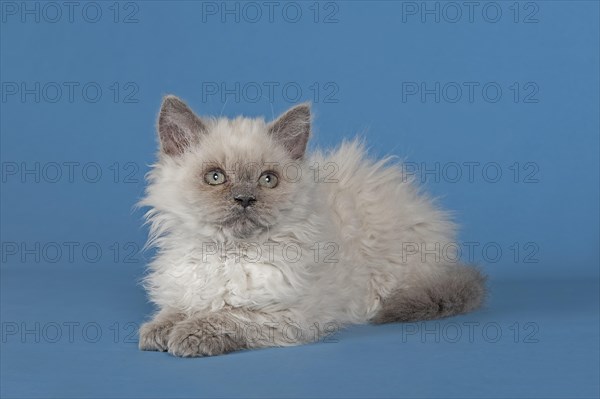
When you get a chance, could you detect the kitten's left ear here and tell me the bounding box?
[268,103,311,160]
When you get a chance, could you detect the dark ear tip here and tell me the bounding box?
[295,102,311,113]
[161,95,185,110]
[162,94,178,102]
[283,102,311,121]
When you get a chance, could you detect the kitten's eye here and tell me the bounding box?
[258,172,278,188]
[204,169,226,185]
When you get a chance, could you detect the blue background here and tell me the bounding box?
[1,1,598,397]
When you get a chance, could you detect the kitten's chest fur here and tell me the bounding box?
[147,232,332,314]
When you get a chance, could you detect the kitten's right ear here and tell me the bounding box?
[157,95,207,156]
[268,103,311,160]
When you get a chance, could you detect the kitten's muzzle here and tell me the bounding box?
[234,194,256,208]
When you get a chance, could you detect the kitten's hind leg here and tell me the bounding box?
[139,309,185,351]
[371,264,486,324]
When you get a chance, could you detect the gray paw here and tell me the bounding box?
[139,319,177,352]
[167,317,245,357]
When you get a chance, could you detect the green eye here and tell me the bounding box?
[204,169,226,185]
[258,172,278,188]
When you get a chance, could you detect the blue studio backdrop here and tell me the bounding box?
[1,1,599,398]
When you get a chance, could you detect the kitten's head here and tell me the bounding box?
[146,96,312,240]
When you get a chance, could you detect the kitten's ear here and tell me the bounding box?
[268,103,311,160]
[157,95,207,156]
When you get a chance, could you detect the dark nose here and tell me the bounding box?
[234,195,256,208]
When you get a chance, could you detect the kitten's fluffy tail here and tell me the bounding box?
[371,265,487,323]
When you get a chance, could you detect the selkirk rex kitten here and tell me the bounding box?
[139,96,486,357]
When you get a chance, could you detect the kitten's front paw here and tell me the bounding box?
[139,318,178,352]
[167,317,245,357]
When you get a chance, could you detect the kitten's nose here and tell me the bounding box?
[234,195,256,208]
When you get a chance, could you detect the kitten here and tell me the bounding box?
[138,96,486,357]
